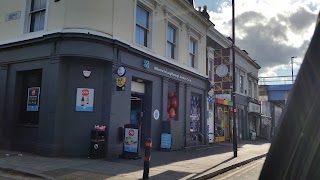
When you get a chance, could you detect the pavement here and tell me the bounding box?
[0,140,270,180]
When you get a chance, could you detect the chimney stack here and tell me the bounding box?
[201,5,210,20]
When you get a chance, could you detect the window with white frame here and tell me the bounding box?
[135,5,149,47]
[248,80,252,97]
[166,25,176,59]
[239,75,244,93]
[29,0,47,32]
[208,58,213,80]
[189,38,196,68]
[254,83,258,99]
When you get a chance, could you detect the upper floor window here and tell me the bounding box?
[166,25,176,59]
[208,58,213,80]
[135,5,149,47]
[254,83,258,99]
[239,75,244,93]
[29,0,47,32]
[248,80,252,97]
[189,38,196,68]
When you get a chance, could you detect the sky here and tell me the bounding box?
[195,0,320,84]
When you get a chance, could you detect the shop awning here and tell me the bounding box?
[215,98,233,106]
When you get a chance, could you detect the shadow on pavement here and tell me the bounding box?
[147,170,191,180]
[112,140,268,168]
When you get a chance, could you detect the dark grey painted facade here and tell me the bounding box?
[0,33,208,158]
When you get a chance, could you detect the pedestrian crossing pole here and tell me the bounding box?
[232,0,238,158]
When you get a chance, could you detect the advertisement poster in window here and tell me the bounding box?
[190,94,201,133]
[167,82,178,121]
[27,87,40,111]
[124,128,139,153]
[75,88,94,112]
[215,106,225,136]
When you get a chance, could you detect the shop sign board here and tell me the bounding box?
[76,88,94,112]
[249,102,260,113]
[160,133,172,149]
[124,128,139,153]
[27,87,40,111]
[215,94,231,101]
[153,66,192,83]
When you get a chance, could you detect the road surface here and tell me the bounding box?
[0,169,43,180]
[210,157,265,180]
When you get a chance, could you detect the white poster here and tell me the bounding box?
[75,88,94,112]
[124,128,139,153]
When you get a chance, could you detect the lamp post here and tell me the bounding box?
[232,0,237,158]
[291,56,297,83]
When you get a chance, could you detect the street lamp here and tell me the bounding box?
[291,56,297,83]
[232,0,237,158]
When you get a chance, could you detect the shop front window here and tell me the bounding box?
[215,106,224,137]
[167,82,178,121]
[190,93,201,133]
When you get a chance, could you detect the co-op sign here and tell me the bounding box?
[153,66,192,83]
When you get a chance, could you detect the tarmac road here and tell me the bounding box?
[210,157,265,180]
[0,169,43,180]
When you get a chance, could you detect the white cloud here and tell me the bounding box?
[207,0,319,77]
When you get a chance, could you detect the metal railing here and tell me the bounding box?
[187,133,210,148]
[259,75,297,85]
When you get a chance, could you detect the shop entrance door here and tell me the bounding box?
[215,106,225,142]
[14,69,42,152]
[131,80,146,148]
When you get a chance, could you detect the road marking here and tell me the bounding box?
[217,158,264,180]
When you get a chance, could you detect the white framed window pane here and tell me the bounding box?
[136,6,141,24]
[135,26,147,46]
[189,40,193,53]
[170,43,174,58]
[166,43,171,58]
[167,26,175,43]
[142,28,147,46]
[136,5,148,28]
[135,26,140,44]
[166,43,174,59]
[141,9,148,28]
[171,28,175,43]
[189,39,196,55]
[189,55,194,67]
[39,11,45,31]
[40,0,47,9]
[31,0,41,11]
[30,12,41,32]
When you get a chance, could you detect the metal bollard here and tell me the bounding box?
[143,138,152,179]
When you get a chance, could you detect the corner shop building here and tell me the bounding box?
[0,33,209,158]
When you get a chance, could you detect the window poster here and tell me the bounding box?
[190,94,201,133]
[76,88,94,112]
[215,106,225,137]
[124,128,139,153]
[167,82,178,121]
[27,87,40,111]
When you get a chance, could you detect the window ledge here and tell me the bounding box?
[132,42,154,53]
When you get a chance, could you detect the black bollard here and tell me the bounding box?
[143,138,152,179]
